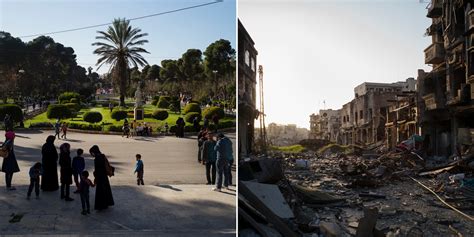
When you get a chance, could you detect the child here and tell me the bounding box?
[27,162,42,199]
[72,149,85,193]
[80,170,95,215]
[134,154,144,185]
[61,123,68,139]
[54,119,61,139]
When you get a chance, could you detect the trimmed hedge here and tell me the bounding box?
[83,111,103,123]
[202,106,225,119]
[29,122,53,128]
[70,98,78,104]
[156,96,171,109]
[183,103,201,114]
[101,100,118,108]
[64,103,81,112]
[185,112,201,123]
[0,104,23,121]
[152,110,169,120]
[59,92,80,104]
[104,125,123,132]
[68,122,102,131]
[111,109,128,121]
[47,104,72,119]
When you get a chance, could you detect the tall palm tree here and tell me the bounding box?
[92,18,149,106]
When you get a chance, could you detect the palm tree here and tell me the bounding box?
[92,18,149,106]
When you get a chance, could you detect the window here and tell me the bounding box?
[359,110,363,119]
[245,50,250,66]
[251,57,255,71]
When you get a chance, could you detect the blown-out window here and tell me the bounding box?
[245,50,250,66]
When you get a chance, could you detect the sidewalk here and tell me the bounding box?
[0,184,236,236]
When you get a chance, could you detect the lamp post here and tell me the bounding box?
[212,70,218,99]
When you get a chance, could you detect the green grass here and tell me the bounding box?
[25,104,235,131]
[317,143,354,155]
[270,144,306,153]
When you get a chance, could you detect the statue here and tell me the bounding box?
[134,85,143,107]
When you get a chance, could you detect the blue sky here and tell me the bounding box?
[0,0,236,74]
[239,0,432,128]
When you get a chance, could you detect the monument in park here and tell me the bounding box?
[134,85,144,120]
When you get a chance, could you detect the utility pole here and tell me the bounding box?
[258,65,267,154]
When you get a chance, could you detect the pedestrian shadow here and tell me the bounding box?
[219,190,236,196]
[156,184,182,192]
[131,137,159,142]
[61,138,84,143]
[15,135,31,139]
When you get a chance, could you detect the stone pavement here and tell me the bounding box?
[0,130,236,236]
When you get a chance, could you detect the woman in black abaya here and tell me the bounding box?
[89,145,114,210]
[41,135,59,191]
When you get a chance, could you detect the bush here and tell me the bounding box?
[0,104,23,122]
[151,99,158,106]
[185,112,202,123]
[29,122,53,128]
[58,92,80,104]
[64,103,81,112]
[202,106,225,119]
[183,103,201,114]
[47,104,72,119]
[156,96,171,109]
[101,100,118,108]
[70,98,78,104]
[111,109,128,121]
[68,122,102,131]
[83,111,103,123]
[152,110,169,120]
[104,125,123,132]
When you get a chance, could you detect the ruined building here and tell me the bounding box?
[417,0,474,156]
[266,123,309,146]
[309,109,341,143]
[238,19,258,159]
[385,91,419,150]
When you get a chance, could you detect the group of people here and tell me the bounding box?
[197,128,233,191]
[54,119,68,140]
[1,132,115,215]
[122,119,153,138]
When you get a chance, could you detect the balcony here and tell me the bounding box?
[423,93,442,110]
[468,10,474,32]
[427,0,442,18]
[425,43,445,64]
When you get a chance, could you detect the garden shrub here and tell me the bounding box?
[152,110,169,120]
[183,103,201,114]
[58,92,80,104]
[70,98,78,104]
[184,112,201,123]
[104,125,123,132]
[29,122,53,128]
[111,109,128,121]
[83,111,103,123]
[202,106,225,119]
[47,104,72,119]
[0,104,23,121]
[64,103,81,112]
[156,96,171,109]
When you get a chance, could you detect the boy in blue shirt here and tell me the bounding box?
[134,154,144,185]
[72,149,85,193]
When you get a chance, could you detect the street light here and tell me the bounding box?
[212,70,218,99]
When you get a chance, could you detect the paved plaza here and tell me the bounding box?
[0,130,236,236]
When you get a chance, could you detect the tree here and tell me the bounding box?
[203,39,235,97]
[180,49,203,83]
[92,18,149,106]
[160,59,184,93]
[145,64,161,81]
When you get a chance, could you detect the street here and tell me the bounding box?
[0,130,236,236]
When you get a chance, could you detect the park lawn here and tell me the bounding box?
[25,105,235,131]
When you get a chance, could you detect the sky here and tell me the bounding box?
[239,0,432,129]
[0,0,236,74]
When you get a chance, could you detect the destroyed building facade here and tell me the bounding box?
[417,0,474,157]
[238,19,258,158]
[309,109,341,143]
[266,123,309,146]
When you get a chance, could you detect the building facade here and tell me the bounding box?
[266,123,309,146]
[309,109,341,142]
[238,19,258,159]
[417,0,474,156]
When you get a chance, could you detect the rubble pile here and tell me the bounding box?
[239,147,474,237]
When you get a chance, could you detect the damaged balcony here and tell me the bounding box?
[425,42,445,64]
[468,9,474,32]
[426,0,442,18]
[423,93,443,110]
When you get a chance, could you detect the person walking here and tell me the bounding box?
[89,145,114,210]
[193,116,200,133]
[27,162,42,199]
[122,119,130,138]
[59,143,74,201]
[72,149,85,193]
[60,123,68,139]
[201,133,217,185]
[2,131,20,190]
[175,117,185,138]
[54,119,61,139]
[41,135,59,191]
[213,133,233,191]
[212,114,219,133]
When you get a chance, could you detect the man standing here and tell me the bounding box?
[213,133,233,191]
[197,128,208,163]
[201,133,217,185]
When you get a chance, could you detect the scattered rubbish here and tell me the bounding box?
[9,213,24,223]
[295,159,310,169]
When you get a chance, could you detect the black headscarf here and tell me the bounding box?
[46,135,55,144]
[89,145,101,155]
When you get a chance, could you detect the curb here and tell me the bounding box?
[17,127,236,136]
